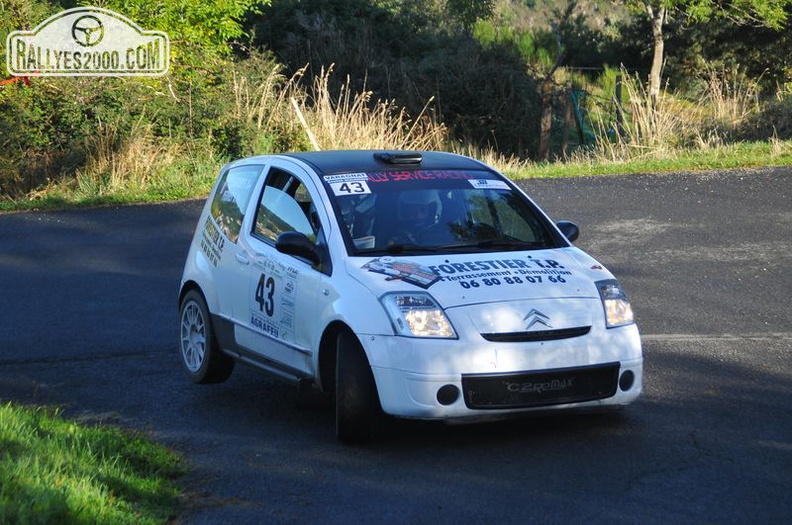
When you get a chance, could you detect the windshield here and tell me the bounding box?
[322,169,564,256]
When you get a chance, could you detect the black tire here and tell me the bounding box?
[179,290,234,384]
[335,330,380,444]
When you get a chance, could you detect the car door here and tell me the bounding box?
[234,159,329,378]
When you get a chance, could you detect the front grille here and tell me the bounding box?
[481,326,591,343]
[462,362,619,410]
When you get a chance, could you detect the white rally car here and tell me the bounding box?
[179,151,642,442]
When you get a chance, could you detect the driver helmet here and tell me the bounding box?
[397,190,442,230]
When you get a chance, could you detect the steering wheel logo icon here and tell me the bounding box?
[71,15,104,47]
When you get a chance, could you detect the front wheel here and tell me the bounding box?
[335,331,380,444]
[179,290,234,384]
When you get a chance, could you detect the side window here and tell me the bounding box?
[254,168,319,244]
[210,165,262,243]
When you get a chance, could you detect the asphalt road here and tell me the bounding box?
[1,168,790,524]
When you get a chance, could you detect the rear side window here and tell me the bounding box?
[210,165,262,243]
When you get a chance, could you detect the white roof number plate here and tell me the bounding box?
[329,180,371,196]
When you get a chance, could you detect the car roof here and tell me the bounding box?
[279,150,491,176]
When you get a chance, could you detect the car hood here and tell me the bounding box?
[347,247,614,308]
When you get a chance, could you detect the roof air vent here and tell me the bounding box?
[374,152,422,165]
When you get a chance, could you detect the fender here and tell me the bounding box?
[179,206,222,313]
[180,247,220,312]
[312,275,393,369]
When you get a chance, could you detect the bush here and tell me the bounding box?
[736,95,792,141]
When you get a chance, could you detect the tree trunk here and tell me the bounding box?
[646,2,666,105]
[538,80,553,161]
[562,82,573,158]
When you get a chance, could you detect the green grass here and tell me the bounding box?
[0,403,183,524]
[0,158,218,213]
[505,140,792,179]
[1,140,790,213]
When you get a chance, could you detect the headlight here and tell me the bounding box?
[380,292,457,338]
[596,279,635,328]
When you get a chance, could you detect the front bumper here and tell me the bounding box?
[364,324,643,420]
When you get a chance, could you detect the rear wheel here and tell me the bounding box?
[179,290,234,384]
[335,331,380,444]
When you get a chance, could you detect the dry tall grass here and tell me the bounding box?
[226,61,767,173]
[701,66,760,126]
[69,62,450,199]
[29,59,777,205]
[75,119,178,195]
[229,63,448,153]
[289,66,448,151]
[583,66,763,164]
[230,62,287,131]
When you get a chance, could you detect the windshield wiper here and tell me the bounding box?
[476,239,546,250]
[355,244,443,256]
[438,239,547,251]
[355,240,546,256]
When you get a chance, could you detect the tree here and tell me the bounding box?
[445,0,494,31]
[624,0,790,101]
[99,0,270,63]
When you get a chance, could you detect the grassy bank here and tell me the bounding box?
[0,403,182,524]
[505,139,792,179]
[1,138,789,213]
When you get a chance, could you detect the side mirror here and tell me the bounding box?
[556,220,580,242]
[276,231,321,265]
